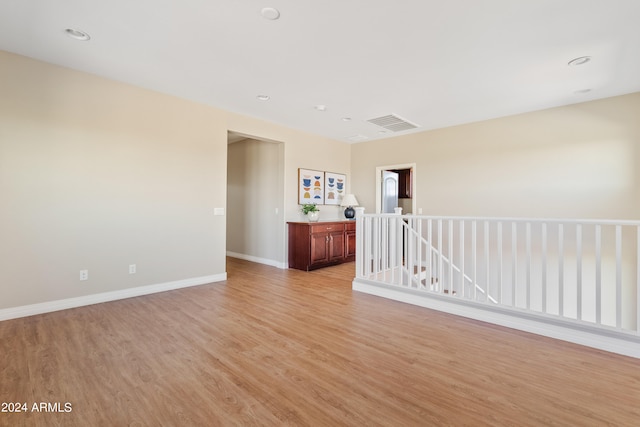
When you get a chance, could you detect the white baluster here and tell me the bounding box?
[526,222,531,310]
[616,225,622,328]
[355,210,363,278]
[637,226,640,334]
[484,221,490,303]
[373,216,379,277]
[417,218,423,289]
[542,223,547,314]
[512,222,517,308]
[427,219,433,291]
[472,220,477,301]
[438,219,443,293]
[577,224,583,321]
[595,225,602,325]
[559,224,564,317]
[497,222,503,305]
[459,220,465,298]
[449,220,454,294]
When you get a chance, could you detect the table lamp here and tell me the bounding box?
[340,194,359,220]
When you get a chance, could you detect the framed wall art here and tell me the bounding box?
[298,168,325,205]
[324,172,346,205]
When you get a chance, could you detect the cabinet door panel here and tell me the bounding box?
[310,233,329,264]
[329,231,345,260]
[345,230,356,258]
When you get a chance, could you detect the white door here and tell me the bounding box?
[382,171,399,213]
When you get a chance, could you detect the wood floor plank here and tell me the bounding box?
[1,257,639,426]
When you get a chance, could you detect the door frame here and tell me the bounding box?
[227,130,286,268]
[375,163,417,214]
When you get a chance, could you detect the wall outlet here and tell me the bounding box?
[79,270,88,281]
[129,264,136,274]
[418,208,423,215]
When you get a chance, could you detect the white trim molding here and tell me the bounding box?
[227,251,287,269]
[353,278,640,359]
[0,273,226,322]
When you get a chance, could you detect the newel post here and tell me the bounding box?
[355,207,366,278]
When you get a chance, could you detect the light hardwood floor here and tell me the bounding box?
[1,257,639,426]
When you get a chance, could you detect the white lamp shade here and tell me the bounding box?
[340,194,359,207]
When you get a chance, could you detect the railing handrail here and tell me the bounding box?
[363,213,640,227]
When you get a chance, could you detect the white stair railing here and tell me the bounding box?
[355,213,640,337]
[402,220,497,303]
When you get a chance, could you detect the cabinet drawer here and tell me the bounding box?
[310,223,343,233]
[344,221,356,232]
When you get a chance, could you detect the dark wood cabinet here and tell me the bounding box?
[391,168,412,199]
[288,221,356,271]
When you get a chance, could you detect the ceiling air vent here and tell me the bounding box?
[367,114,419,132]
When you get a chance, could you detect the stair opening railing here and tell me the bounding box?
[402,218,498,302]
[355,213,640,336]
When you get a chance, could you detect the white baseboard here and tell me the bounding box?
[353,278,640,359]
[226,251,286,269]
[0,273,227,322]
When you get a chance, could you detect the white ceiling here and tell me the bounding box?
[2,0,639,143]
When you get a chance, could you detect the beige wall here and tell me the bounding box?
[351,93,640,220]
[0,51,352,311]
[0,51,228,309]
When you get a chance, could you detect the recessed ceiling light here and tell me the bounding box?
[64,28,90,41]
[261,7,281,20]
[568,56,591,66]
[256,95,270,101]
[315,105,327,112]
[342,117,352,122]
[574,88,592,94]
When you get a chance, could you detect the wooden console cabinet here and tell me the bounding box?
[288,220,356,271]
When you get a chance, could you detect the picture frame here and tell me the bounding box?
[324,172,346,205]
[298,168,325,205]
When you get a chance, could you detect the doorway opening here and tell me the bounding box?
[375,163,417,215]
[226,131,286,268]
